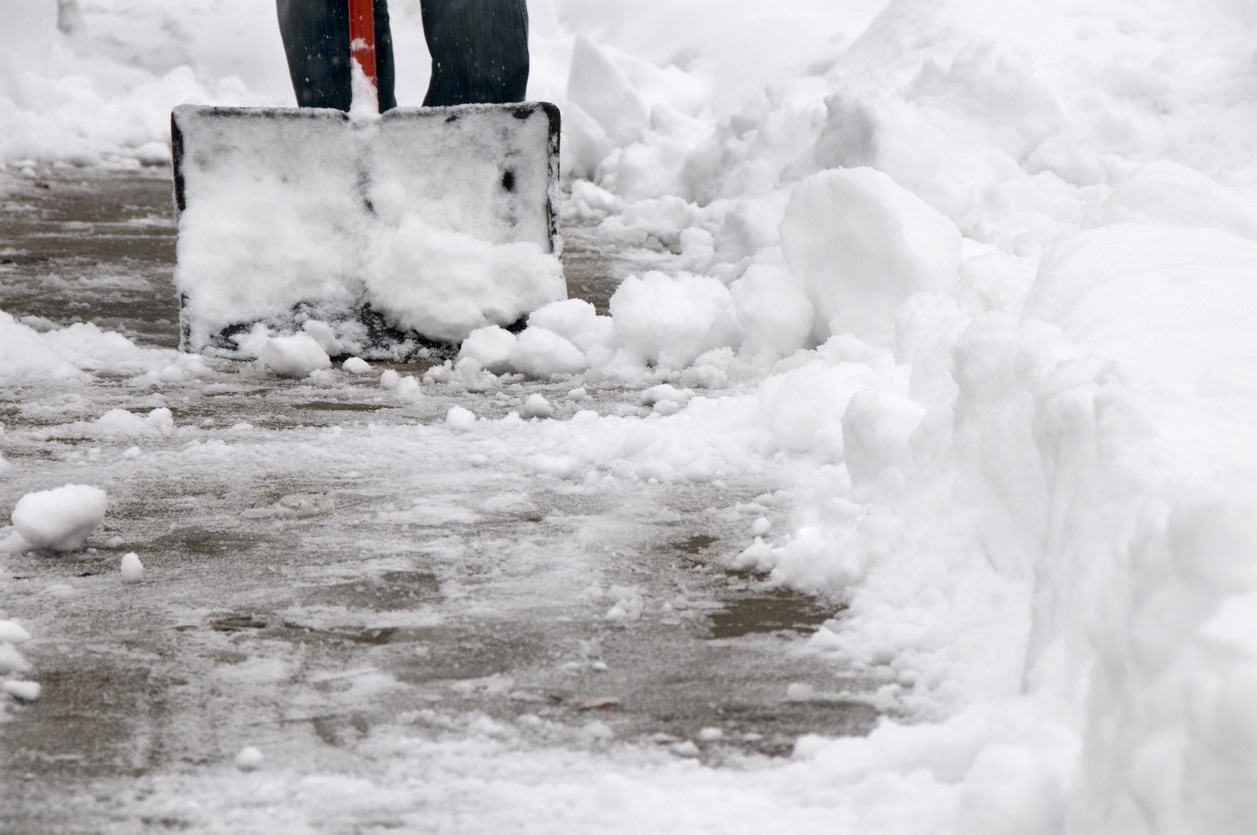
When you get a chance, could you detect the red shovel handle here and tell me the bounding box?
[348,0,377,88]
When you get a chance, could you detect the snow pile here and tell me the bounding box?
[10,484,108,552]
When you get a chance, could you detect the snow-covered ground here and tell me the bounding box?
[5,0,1257,832]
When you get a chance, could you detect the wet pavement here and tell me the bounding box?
[0,168,875,832]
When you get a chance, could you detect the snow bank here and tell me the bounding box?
[11,484,108,552]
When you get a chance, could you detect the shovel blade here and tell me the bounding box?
[171,102,562,359]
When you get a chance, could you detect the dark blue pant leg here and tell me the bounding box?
[421,0,529,106]
[277,0,397,112]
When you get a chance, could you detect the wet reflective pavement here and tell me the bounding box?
[0,168,876,831]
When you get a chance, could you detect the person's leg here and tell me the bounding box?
[373,0,398,111]
[277,0,395,112]
[421,0,529,106]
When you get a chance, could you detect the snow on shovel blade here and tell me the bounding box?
[171,102,563,360]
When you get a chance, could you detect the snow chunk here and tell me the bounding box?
[93,407,174,438]
[11,484,108,552]
[527,299,618,360]
[781,167,961,347]
[731,262,814,364]
[610,271,741,369]
[341,357,371,374]
[460,326,519,374]
[234,746,264,772]
[522,394,553,419]
[261,333,331,378]
[3,680,41,702]
[509,328,587,379]
[446,406,477,432]
[121,552,144,584]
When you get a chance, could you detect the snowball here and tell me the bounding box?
[780,167,961,347]
[3,680,41,702]
[120,552,144,584]
[260,333,331,378]
[379,369,401,390]
[509,328,588,379]
[234,746,264,772]
[751,517,772,537]
[609,272,742,369]
[341,357,371,374]
[522,394,554,419]
[394,376,423,403]
[11,484,108,552]
[460,326,519,374]
[446,406,476,432]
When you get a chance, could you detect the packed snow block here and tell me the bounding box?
[172,102,564,359]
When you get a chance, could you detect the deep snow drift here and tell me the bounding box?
[4,0,1257,833]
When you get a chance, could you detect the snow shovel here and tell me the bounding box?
[170,0,562,360]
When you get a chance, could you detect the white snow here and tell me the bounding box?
[3,0,1257,832]
[3,680,42,702]
[341,356,371,375]
[120,552,144,583]
[10,484,108,552]
[234,746,264,772]
[260,332,332,379]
